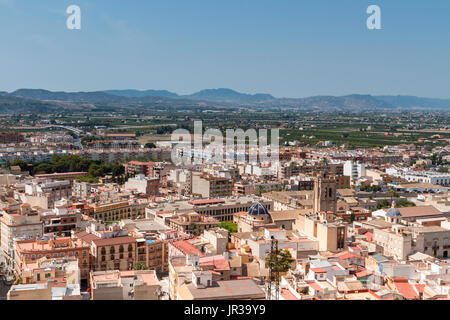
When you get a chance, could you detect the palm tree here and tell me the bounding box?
[387,187,396,204]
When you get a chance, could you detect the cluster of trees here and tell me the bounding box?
[359,185,383,192]
[133,262,148,271]
[189,223,205,236]
[10,154,126,183]
[430,153,444,166]
[376,199,416,209]
[220,221,238,233]
[376,199,393,209]
[144,142,157,148]
[156,126,175,135]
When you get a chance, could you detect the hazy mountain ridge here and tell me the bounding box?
[5,89,205,107]
[375,95,450,109]
[105,89,179,99]
[0,89,449,113]
[0,94,61,113]
[185,88,276,104]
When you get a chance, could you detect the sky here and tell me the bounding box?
[0,0,449,98]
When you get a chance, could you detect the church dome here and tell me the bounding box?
[386,207,401,217]
[247,202,270,216]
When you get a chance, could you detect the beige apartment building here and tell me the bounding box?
[0,204,43,267]
[91,200,146,222]
[74,223,137,272]
[373,225,450,260]
[191,173,233,198]
[297,212,347,252]
[7,257,82,300]
[147,196,274,223]
[7,280,82,300]
[169,256,195,300]
[0,174,16,186]
[169,212,220,234]
[124,174,160,196]
[14,237,90,280]
[90,270,160,300]
[22,180,72,209]
[135,237,168,272]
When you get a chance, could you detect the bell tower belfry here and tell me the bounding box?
[313,172,337,215]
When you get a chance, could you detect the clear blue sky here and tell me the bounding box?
[1,0,449,98]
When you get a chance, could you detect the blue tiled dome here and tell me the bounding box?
[386,207,401,217]
[248,202,270,216]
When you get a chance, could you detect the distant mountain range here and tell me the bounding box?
[0,88,449,113]
[105,89,179,99]
[106,88,276,104]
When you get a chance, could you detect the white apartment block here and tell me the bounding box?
[386,168,450,186]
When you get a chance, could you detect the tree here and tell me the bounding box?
[220,221,238,233]
[76,176,99,183]
[190,223,203,236]
[256,185,266,196]
[35,162,54,174]
[133,262,148,270]
[10,159,27,171]
[377,199,390,209]
[145,142,157,149]
[265,249,293,274]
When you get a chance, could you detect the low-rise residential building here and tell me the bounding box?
[90,270,160,300]
[14,237,90,280]
[169,211,220,234]
[124,174,160,196]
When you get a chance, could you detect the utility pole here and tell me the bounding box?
[267,237,279,300]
